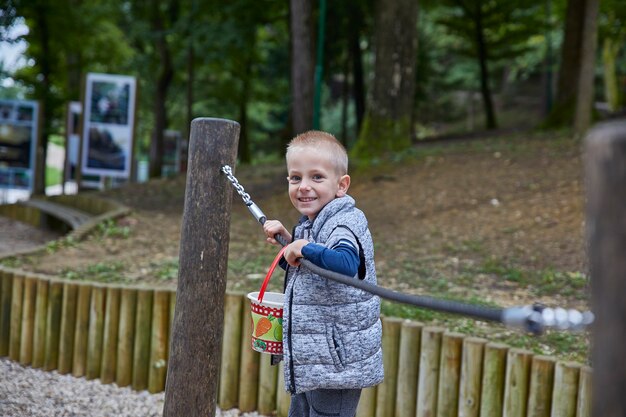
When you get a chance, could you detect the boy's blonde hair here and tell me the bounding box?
[286,130,348,175]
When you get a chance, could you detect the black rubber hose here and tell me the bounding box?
[272,232,504,323]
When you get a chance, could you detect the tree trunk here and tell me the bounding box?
[354,0,419,158]
[474,6,497,129]
[349,7,365,135]
[602,37,622,113]
[556,0,585,106]
[543,0,585,127]
[149,4,175,179]
[237,53,253,164]
[33,4,52,195]
[290,0,314,135]
[574,0,599,134]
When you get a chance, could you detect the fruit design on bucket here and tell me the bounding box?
[249,295,284,355]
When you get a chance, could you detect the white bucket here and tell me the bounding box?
[247,291,284,355]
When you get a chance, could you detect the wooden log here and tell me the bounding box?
[435,332,464,417]
[86,285,106,379]
[502,348,533,417]
[0,269,14,356]
[31,278,49,368]
[163,118,240,417]
[584,121,626,417]
[72,284,92,377]
[9,273,24,361]
[550,361,580,417]
[395,321,423,417]
[44,280,63,371]
[356,386,377,417]
[376,317,403,417]
[116,288,138,387]
[132,288,153,390]
[276,361,290,417]
[459,337,487,417]
[219,292,243,408]
[58,282,79,374]
[238,296,260,412]
[527,355,556,417]
[101,287,121,384]
[576,366,592,417]
[479,343,508,417]
[416,327,444,417]
[257,355,278,415]
[19,276,38,365]
[148,289,170,393]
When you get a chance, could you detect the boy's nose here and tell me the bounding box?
[299,179,312,190]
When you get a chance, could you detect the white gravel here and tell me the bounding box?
[0,358,264,417]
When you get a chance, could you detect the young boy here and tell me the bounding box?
[263,130,384,417]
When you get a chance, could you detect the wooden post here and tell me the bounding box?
[44,280,63,371]
[375,317,403,417]
[31,278,49,368]
[132,288,153,390]
[436,332,464,417]
[550,361,580,417]
[238,295,260,412]
[257,355,278,415]
[163,118,240,417]
[502,348,532,417]
[0,269,13,357]
[101,287,121,384]
[395,321,423,417]
[9,273,24,361]
[219,292,243,408]
[458,337,487,417]
[148,289,170,393]
[479,343,508,417]
[416,327,444,417]
[86,285,106,379]
[527,356,555,417]
[116,288,138,387]
[585,120,626,417]
[72,284,91,377]
[58,282,79,374]
[19,276,38,365]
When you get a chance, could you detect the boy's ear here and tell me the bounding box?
[336,175,351,197]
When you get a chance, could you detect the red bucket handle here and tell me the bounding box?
[258,245,288,303]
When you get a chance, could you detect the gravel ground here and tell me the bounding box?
[0,217,266,417]
[0,358,264,417]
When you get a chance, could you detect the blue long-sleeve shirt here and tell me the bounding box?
[279,239,360,277]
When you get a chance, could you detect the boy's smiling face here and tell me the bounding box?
[286,148,350,220]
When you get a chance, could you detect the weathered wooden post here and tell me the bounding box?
[585,120,626,417]
[163,118,240,417]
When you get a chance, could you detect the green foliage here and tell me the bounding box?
[45,236,77,254]
[45,166,61,187]
[96,219,130,239]
[61,261,126,283]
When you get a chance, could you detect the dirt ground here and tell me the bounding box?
[1,131,591,361]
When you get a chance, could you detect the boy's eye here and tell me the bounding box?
[287,175,301,184]
[312,174,324,181]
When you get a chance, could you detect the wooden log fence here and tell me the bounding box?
[0,265,592,417]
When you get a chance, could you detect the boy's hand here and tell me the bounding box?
[283,239,309,267]
[263,220,292,246]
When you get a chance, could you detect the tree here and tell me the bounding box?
[599,0,626,112]
[574,0,600,133]
[436,0,544,130]
[352,0,419,158]
[290,0,314,135]
[3,0,131,193]
[544,0,600,131]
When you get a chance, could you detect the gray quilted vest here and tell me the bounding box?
[282,195,384,394]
